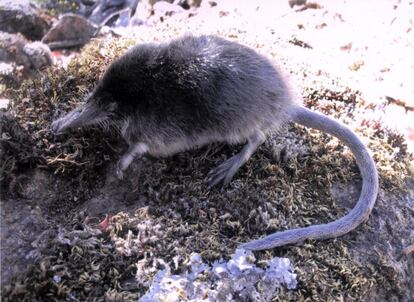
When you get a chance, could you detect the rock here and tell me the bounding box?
[0,0,50,40]
[0,31,52,75]
[0,31,28,65]
[0,98,9,109]
[22,41,53,70]
[88,0,139,26]
[42,14,98,50]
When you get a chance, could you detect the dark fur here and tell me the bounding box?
[93,35,295,154]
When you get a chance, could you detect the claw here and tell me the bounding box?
[207,174,224,187]
[116,162,124,180]
[207,132,266,188]
[206,156,240,187]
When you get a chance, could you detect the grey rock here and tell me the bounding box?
[87,0,139,26]
[42,13,98,50]
[0,0,50,40]
[0,31,52,74]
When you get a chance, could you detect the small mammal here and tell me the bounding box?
[51,35,379,250]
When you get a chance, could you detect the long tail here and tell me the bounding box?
[240,106,379,250]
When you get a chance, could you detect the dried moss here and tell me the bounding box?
[302,87,413,189]
[2,212,141,302]
[2,38,135,193]
[2,36,413,301]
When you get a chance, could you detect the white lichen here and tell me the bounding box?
[138,249,297,302]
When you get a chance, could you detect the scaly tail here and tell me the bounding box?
[241,106,379,250]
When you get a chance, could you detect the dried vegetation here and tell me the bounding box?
[1,38,135,193]
[1,36,413,301]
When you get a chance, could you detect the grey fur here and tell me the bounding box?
[51,35,379,250]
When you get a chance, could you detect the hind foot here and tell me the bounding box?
[206,131,266,187]
[207,155,242,187]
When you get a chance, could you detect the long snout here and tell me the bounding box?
[51,102,106,134]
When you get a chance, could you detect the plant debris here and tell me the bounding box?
[1,26,413,302]
[1,38,135,193]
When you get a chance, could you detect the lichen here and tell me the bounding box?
[138,250,297,302]
[2,35,413,301]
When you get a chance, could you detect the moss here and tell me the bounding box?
[2,36,413,301]
[2,38,135,192]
